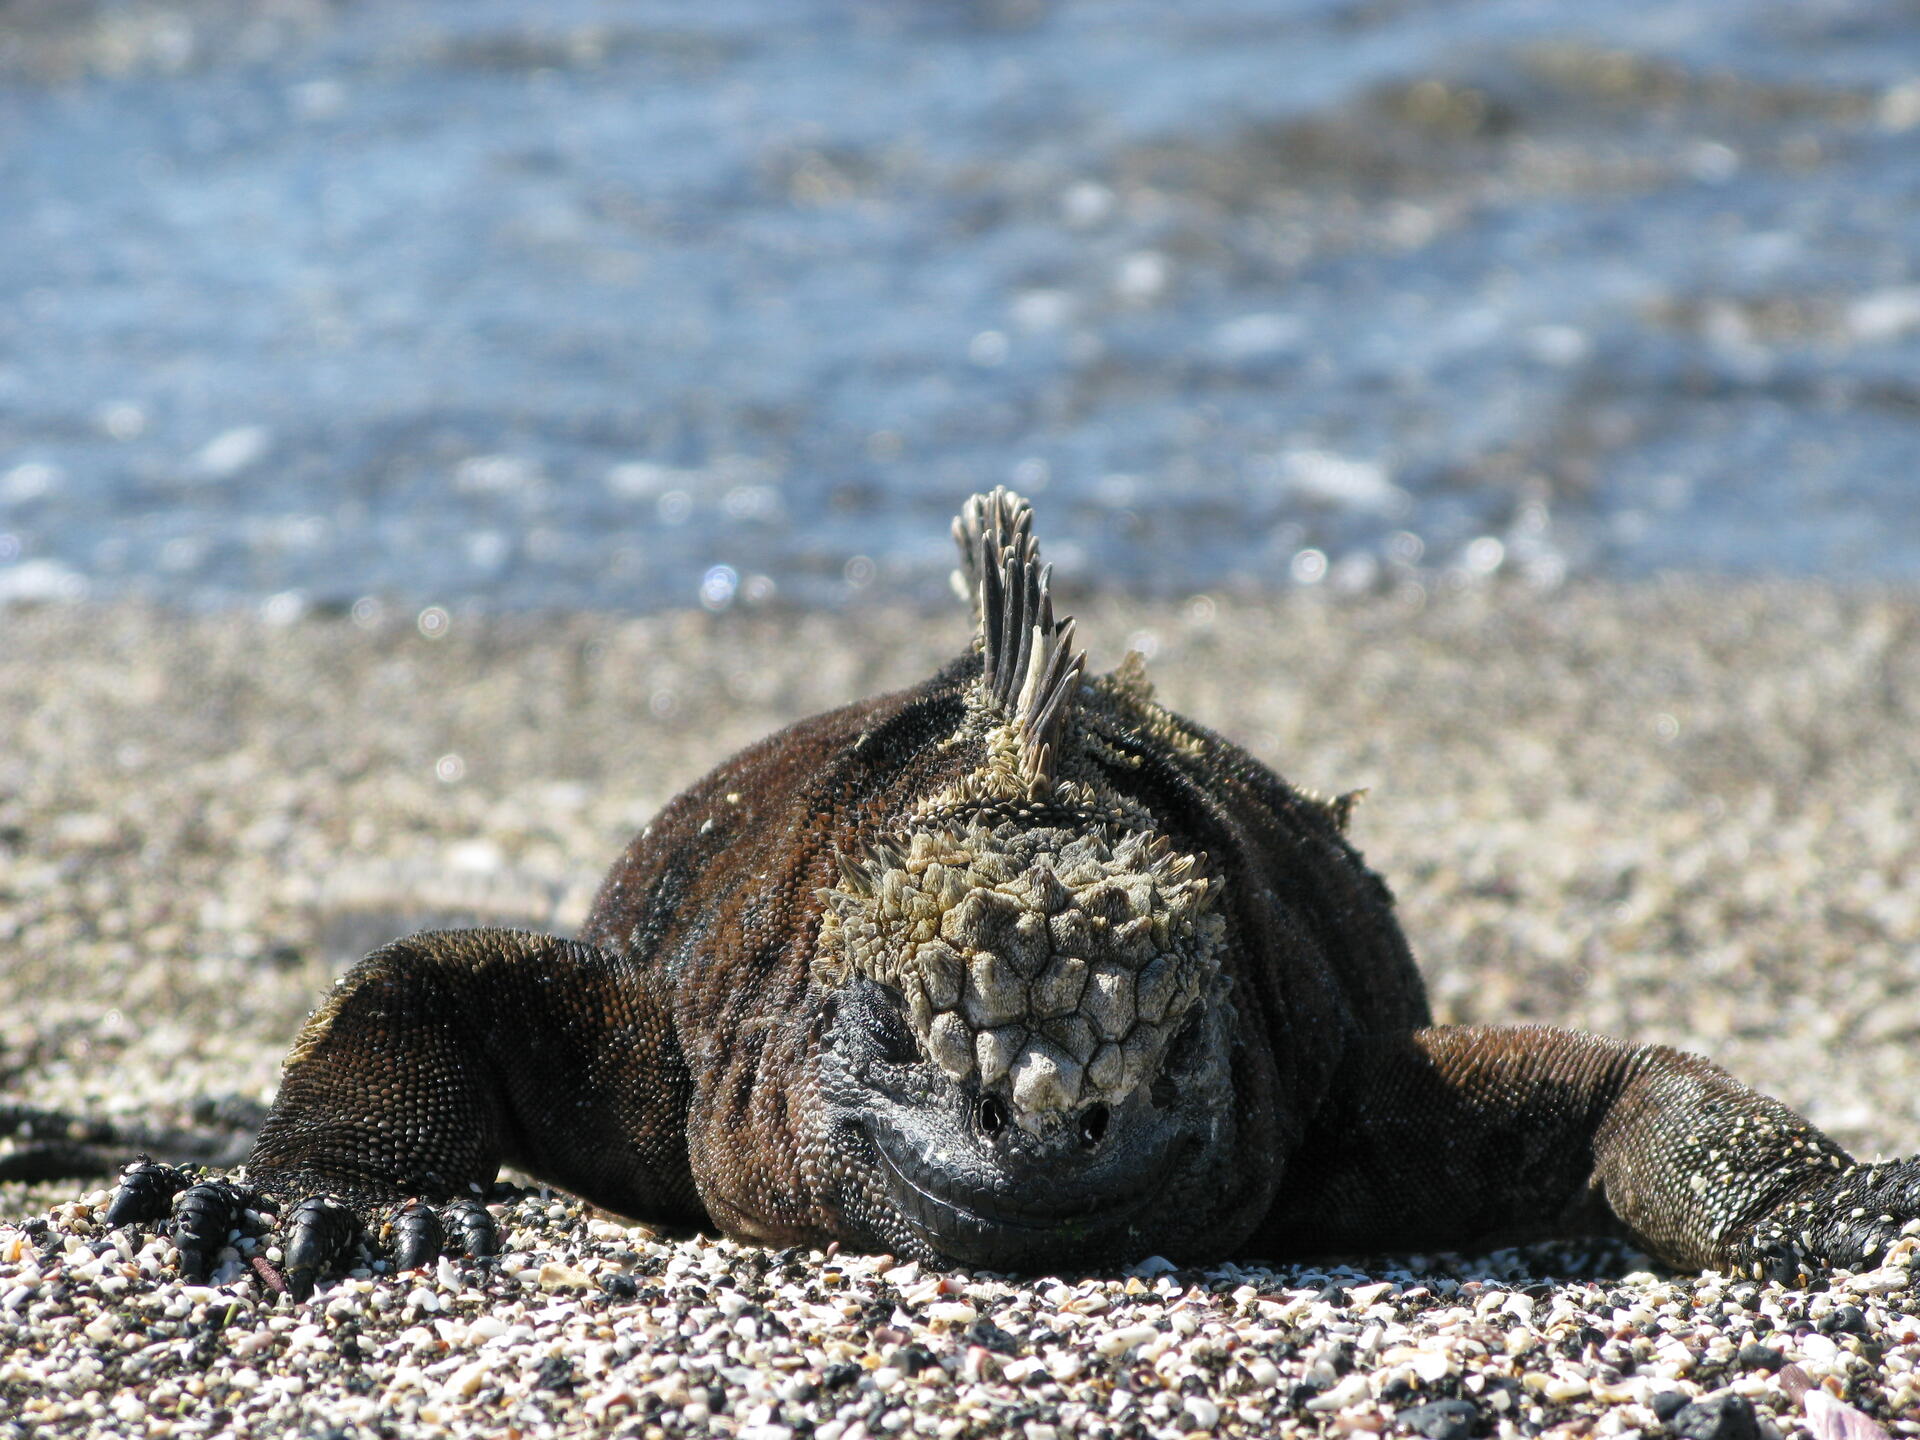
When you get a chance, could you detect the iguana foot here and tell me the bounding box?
[1740,1158,1920,1283]
[107,1158,500,1297]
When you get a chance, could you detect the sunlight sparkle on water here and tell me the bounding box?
[700,566,740,611]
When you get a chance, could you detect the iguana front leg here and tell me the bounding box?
[109,930,698,1296]
[1263,1025,1920,1279]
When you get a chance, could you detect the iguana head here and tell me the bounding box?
[812,490,1241,1268]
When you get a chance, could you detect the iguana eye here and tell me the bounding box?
[1152,1010,1205,1109]
[872,999,919,1066]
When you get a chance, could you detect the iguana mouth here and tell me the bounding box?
[862,1119,1186,1266]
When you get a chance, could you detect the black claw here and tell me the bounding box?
[442,1198,498,1259]
[283,1195,358,1300]
[391,1199,444,1273]
[171,1181,243,1283]
[106,1156,188,1228]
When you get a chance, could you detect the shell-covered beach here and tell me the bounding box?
[3,583,1917,1436]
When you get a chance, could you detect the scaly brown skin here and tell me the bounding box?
[110,491,1920,1298]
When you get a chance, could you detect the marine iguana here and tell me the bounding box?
[110,490,1920,1297]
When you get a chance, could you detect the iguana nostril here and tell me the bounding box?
[975,1094,1009,1138]
[1079,1103,1110,1148]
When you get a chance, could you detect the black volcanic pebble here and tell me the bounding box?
[1817,1305,1868,1337]
[1651,1391,1694,1422]
[1394,1397,1481,1440]
[964,1318,1022,1355]
[1670,1392,1759,1440]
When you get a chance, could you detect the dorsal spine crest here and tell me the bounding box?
[952,488,1086,794]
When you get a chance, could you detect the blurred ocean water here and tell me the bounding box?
[3,0,1919,614]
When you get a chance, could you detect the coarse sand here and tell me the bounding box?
[2,582,1917,1437]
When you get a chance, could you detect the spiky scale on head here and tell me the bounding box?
[815,817,1224,1119]
[946,487,1086,798]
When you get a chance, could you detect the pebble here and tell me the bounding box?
[1845,1266,1911,1294]
[1396,1398,1481,1440]
[537,1262,592,1291]
[1409,1347,1453,1382]
[1671,1391,1761,1440]
[1798,1331,1842,1365]
[1094,1323,1158,1357]
[1654,1390,1696,1421]
[1241,1354,1282,1388]
[1305,1373,1373,1411]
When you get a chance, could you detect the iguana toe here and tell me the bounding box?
[268,1192,499,1296]
[388,1197,443,1272]
[106,1159,257,1283]
[383,1196,495,1270]
[1813,1159,1920,1270]
[282,1193,359,1299]
[443,1197,499,1259]
[109,1158,488,1293]
[172,1178,252,1283]
[105,1156,188,1227]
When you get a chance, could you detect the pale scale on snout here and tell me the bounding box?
[815,818,1224,1126]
